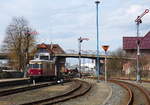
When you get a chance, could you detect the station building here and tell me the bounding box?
[123,31,150,74]
[123,31,150,55]
[34,43,66,75]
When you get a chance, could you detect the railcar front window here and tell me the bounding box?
[33,64,40,68]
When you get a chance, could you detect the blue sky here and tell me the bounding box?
[0,0,150,53]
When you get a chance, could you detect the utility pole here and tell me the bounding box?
[78,37,89,78]
[135,9,149,82]
[95,0,100,82]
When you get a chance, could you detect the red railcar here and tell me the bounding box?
[27,59,56,79]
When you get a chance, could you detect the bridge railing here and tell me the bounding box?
[65,49,110,55]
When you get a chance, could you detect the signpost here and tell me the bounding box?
[102,45,109,82]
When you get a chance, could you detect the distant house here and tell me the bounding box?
[123,31,150,74]
[34,43,66,75]
[123,31,150,55]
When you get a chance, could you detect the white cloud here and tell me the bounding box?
[100,3,150,41]
[126,5,142,15]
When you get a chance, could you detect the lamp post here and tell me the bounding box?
[78,37,89,78]
[95,0,100,82]
[135,9,149,82]
[102,45,109,83]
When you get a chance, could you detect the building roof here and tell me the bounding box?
[123,31,150,50]
[37,43,65,54]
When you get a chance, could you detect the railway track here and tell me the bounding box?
[0,80,70,97]
[21,80,91,105]
[111,80,150,105]
[111,77,150,83]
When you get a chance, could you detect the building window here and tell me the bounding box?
[40,56,49,60]
[38,48,48,53]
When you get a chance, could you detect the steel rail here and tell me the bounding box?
[0,82,57,97]
[22,80,91,105]
[111,80,150,105]
[0,80,70,97]
[110,80,133,105]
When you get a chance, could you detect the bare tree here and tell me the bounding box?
[107,48,128,77]
[3,17,37,71]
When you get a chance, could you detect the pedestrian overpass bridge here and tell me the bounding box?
[0,53,107,60]
[0,52,134,60]
[54,53,107,59]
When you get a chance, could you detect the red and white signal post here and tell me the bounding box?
[102,45,109,82]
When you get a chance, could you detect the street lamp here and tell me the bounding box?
[102,45,109,83]
[95,0,100,82]
[78,37,89,78]
[135,9,149,82]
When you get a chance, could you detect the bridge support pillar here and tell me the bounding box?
[95,59,101,80]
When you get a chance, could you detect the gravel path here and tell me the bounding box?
[104,83,128,105]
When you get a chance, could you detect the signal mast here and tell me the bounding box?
[78,37,89,78]
[135,9,149,82]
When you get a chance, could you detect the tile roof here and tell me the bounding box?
[37,43,65,54]
[123,31,150,50]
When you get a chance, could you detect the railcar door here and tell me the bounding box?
[42,62,47,76]
[46,62,50,76]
